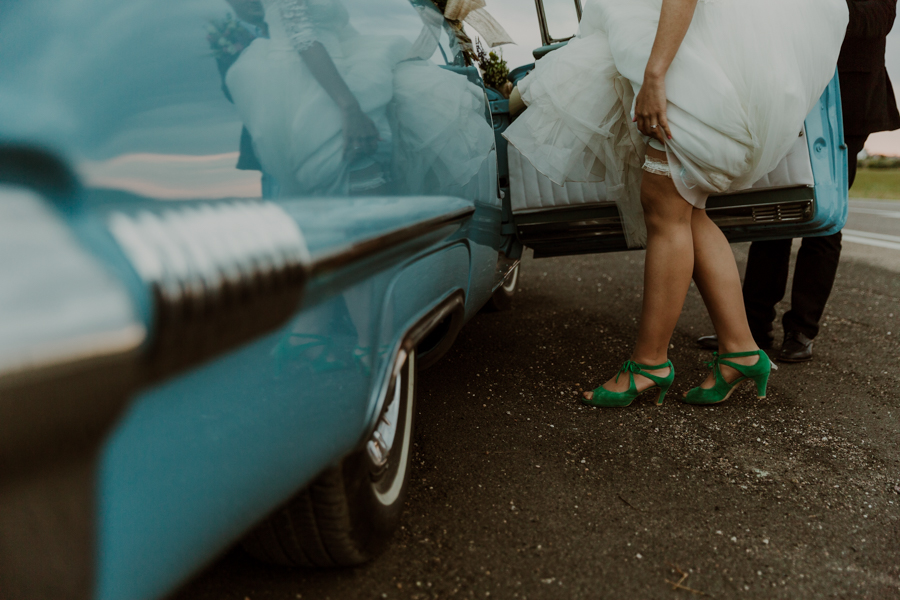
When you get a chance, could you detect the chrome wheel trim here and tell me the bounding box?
[366,369,402,469]
[373,352,414,506]
[501,264,519,293]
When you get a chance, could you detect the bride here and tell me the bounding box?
[504,0,848,406]
[224,0,495,198]
[225,0,410,196]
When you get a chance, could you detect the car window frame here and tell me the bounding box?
[533,0,582,47]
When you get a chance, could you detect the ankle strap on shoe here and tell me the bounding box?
[615,359,670,383]
[634,360,671,370]
[716,350,761,358]
[706,351,760,375]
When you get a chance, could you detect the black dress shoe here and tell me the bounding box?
[778,331,814,363]
[696,334,719,350]
[695,332,774,351]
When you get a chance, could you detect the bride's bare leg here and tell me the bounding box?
[688,208,760,389]
[584,148,691,398]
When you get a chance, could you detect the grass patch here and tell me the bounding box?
[851,169,900,199]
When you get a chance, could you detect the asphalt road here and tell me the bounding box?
[844,198,900,272]
[172,201,900,600]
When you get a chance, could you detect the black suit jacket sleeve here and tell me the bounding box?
[840,0,900,136]
[846,0,897,38]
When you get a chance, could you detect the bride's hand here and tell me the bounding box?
[342,106,380,163]
[634,74,672,147]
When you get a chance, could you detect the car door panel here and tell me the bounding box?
[497,0,848,257]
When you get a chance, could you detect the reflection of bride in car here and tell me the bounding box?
[225,0,495,198]
[391,1,496,196]
[225,0,409,196]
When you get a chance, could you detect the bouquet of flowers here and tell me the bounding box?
[206,13,255,60]
[475,40,509,92]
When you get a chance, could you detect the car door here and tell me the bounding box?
[496,0,848,258]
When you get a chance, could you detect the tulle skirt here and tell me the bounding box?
[226,36,496,197]
[391,60,496,195]
[503,0,848,247]
[226,34,409,196]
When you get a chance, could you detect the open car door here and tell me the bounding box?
[491,0,848,258]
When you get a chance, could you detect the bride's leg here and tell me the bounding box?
[509,86,526,118]
[585,148,693,398]
[688,208,760,389]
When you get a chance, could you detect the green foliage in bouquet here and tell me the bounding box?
[475,40,509,91]
[206,13,255,60]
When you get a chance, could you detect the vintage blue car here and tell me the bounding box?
[0,0,845,598]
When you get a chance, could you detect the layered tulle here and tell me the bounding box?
[392,60,497,194]
[226,30,409,196]
[504,0,848,247]
[225,0,495,198]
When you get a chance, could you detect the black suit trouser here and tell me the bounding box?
[741,135,866,341]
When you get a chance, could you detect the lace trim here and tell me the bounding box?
[643,156,671,178]
[279,0,317,53]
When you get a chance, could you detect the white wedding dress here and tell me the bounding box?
[503,0,849,247]
[225,0,409,196]
[225,0,495,198]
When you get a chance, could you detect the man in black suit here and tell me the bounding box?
[699,0,900,362]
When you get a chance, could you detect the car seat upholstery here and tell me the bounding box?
[509,130,815,214]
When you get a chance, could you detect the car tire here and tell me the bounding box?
[241,349,417,568]
[483,264,519,312]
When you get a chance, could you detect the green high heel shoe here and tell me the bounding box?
[682,350,771,405]
[581,360,675,408]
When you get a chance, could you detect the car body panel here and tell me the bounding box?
[96,242,471,600]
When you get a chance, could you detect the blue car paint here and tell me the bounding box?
[704,71,849,242]
[806,72,849,237]
[97,234,476,600]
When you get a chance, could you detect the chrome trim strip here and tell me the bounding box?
[710,183,816,199]
[362,291,465,449]
[517,199,816,247]
[309,206,474,277]
[107,200,472,375]
[404,291,466,351]
[513,201,617,218]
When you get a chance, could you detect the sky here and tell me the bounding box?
[483,0,900,156]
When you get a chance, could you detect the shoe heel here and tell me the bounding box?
[753,374,768,399]
[656,383,671,406]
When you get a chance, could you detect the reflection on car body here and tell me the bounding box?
[0,0,845,599]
